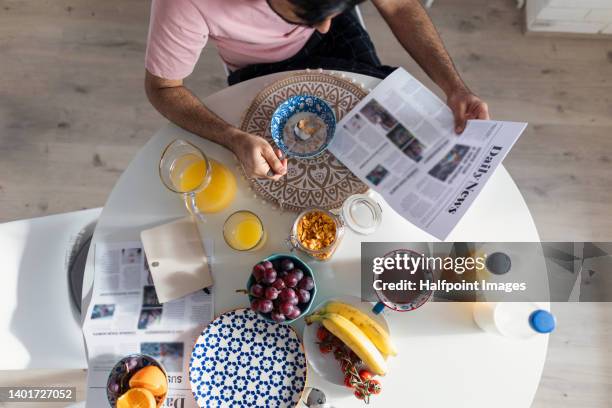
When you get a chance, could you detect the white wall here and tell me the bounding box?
[526,0,612,35]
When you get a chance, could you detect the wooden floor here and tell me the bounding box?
[1,0,611,406]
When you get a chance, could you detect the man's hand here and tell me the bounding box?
[145,71,287,181]
[446,87,490,134]
[373,0,490,134]
[230,131,288,180]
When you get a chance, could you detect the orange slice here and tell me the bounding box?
[128,366,168,397]
[117,388,156,408]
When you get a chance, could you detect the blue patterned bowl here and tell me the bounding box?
[247,254,317,324]
[189,308,307,407]
[270,95,336,158]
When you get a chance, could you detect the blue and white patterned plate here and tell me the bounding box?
[189,309,307,408]
[270,95,336,158]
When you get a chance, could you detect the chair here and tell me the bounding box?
[354,4,367,28]
[0,208,101,369]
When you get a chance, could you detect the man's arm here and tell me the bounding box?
[145,71,286,179]
[371,0,489,133]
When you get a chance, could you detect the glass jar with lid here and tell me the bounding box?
[287,194,383,261]
[288,208,344,261]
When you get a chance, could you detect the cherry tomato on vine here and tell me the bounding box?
[344,375,355,388]
[359,369,373,382]
[333,348,346,361]
[331,337,343,348]
[319,343,333,354]
[368,379,382,394]
[316,326,329,342]
[354,389,366,400]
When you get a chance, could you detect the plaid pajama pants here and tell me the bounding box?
[227,10,397,85]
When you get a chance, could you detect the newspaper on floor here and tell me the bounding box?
[82,241,214,408]
[329,68,527,240]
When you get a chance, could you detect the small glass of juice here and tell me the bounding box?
[223,210,267,251]
[159,139,237,221]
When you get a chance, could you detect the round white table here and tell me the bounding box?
[82,71,547,407]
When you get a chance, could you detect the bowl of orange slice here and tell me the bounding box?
[107,354,168,408]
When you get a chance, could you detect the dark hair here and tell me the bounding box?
[287,0,366,25]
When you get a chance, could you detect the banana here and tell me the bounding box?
[318,301,398,357]
[310,313,387,376]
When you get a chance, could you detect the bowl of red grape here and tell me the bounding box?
[247,254,317,324]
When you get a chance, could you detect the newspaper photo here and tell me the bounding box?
[82,241,214,408]
[329,68,527,240]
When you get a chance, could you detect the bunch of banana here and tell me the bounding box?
[307,312,388,376]
[306,301,398,376]
[324,301,398,358]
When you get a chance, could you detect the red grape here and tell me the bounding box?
[297,289,310,304]
[250,299,260,312]
[286,306,301,319]
[280,258,294,271]
[250,284,264,298]
[279,301,294,316]
[283,273,299,288]
[107,380,120,395]
[263,268,277,284]
[272,279,286,290]
[252,263,266,282]
[279,288,297,302]
[265,286,279,300]
[271,311,286,323]
[292,268,304,281]
[298,276,314,291]
[125,357,139,371]
[262,260,273,270]
[259,299,273,313]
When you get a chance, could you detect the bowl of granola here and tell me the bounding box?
[270,95,336,159]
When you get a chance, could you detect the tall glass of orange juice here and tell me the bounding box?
[159,139,237,221]
[223,210,267,251]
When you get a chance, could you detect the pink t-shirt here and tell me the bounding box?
[145,0,315,80]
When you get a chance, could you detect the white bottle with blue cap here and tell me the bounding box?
[473,302,556,339]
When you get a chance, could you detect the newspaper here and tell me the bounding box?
[83,241,214,408]
[329,68,527,240]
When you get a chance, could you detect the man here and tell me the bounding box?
[145,0,489,181]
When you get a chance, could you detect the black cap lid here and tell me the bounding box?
[486,252,512,275]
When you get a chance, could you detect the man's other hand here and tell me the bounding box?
[446,87,490,134]
[231,132,288,180]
